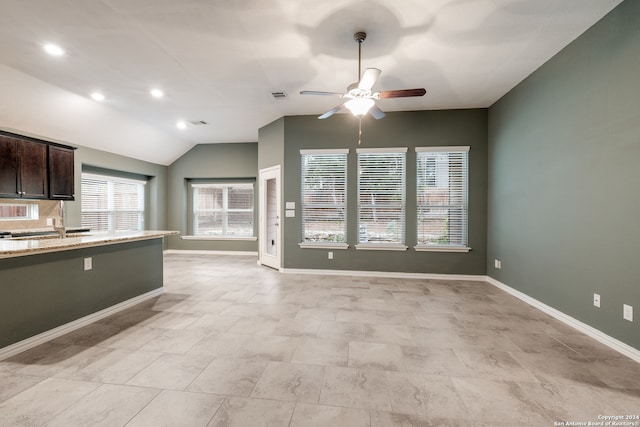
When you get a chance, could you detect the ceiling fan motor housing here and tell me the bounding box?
[353,31,367,43]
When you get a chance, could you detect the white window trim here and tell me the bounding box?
[415,146,470,153]
[356,147,408,154]
[300,151,348,245]
[414,245,471,253]
[355,244,408,251]
[81,173,146,232]
[300,149,349,154]
[0,203,39,221]
[191,182,255,238]
[357,150,407,246]
[415,147,469,249]
[299,242,349,249]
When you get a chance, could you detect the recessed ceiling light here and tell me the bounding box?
[91,92,105,101]
[43,43,65,56]
[150,89,164,98]
[176,121,187,130]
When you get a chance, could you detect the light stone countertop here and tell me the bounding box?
[0,230,179,259]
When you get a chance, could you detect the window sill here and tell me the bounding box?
[414,245,471,253]
[182,235,257,241]
[355,244,408,251]
[299,242,349,250]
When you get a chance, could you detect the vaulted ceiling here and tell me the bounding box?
[0,0,623,165]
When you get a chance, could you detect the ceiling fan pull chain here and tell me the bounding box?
[358,118,363,145]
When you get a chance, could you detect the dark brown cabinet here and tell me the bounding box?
[0,135,48,199]
[0,132,74,200]
[48,145,75,200]
[0,136,19,198]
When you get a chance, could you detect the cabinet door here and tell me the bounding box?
[0,136,19,198]
[49,145,75,200]
[19,140,48,199]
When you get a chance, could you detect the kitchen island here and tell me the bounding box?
[0,230,178,353]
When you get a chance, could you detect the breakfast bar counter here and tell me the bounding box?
[0,230,179,259]
[0,230,178,353]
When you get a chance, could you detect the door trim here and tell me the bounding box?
[259,165,281,270]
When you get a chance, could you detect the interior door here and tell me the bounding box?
[259,165,281,270]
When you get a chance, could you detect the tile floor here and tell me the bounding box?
[1,253,639,426]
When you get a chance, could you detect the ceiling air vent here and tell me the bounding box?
[271,91,287,99]
[190,120,208,126]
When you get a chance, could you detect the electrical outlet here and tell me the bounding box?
[494,259,501,269]
[84,257,92,271]
[328,251,333,260]
[593,293,600,308]
[46,217,53,226]
[623,304,633,322]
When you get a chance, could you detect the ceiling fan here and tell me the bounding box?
[300,31,426,120]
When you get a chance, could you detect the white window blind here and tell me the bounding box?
[81,173,146,231]
[416,147,469,247]
[300,151,347,244]
[357,149,406,245]
[192,183,254,237]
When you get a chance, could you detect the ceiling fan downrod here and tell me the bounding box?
[354,32,366,82]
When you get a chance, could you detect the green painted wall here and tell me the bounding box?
[70,145,168,231]
[166,143,258,251]
[258,117,285,171]
[0,238,163,348]
[487,0,640,349]
[279,110,488,274]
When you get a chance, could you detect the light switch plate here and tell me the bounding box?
[623,304,633,322]
[46,218,53,226]
[593,293,600,308]
[84,257,92,271]
[285,209,295,218]
[286,202,295,209]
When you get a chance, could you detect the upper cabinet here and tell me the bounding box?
[48,145,75,200]
[0,135,48,199]
[0,135,20,198]
[0,132,75,200]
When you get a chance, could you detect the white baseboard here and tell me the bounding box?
[485,276,640,363]
[281,267,485,282]
[164,249,258,256]
[0,288,164,361]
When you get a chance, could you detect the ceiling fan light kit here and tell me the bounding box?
[300,31,426,121]
[345,98,375,117]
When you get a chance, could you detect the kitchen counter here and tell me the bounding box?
[0,230,179,259]
[0,230,178,352]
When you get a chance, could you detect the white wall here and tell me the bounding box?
[0,65,191,166]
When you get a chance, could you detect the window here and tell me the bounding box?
[191,182,254,237]
[416,147,469,250]
[300,150,348,246]
[0,203,38,221]
[81,173,146,231]
[357,148,407,249]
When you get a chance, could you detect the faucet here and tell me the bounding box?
[53,200,66,238]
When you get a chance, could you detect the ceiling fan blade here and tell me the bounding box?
[378,88,426,98]
[300,90,344,97]
[318,103,345,119]
[358,68,381,91]
[369,105,385,120]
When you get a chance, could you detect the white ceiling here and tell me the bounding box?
[0,0,623,165]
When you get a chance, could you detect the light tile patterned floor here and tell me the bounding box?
[1,253,639,426]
